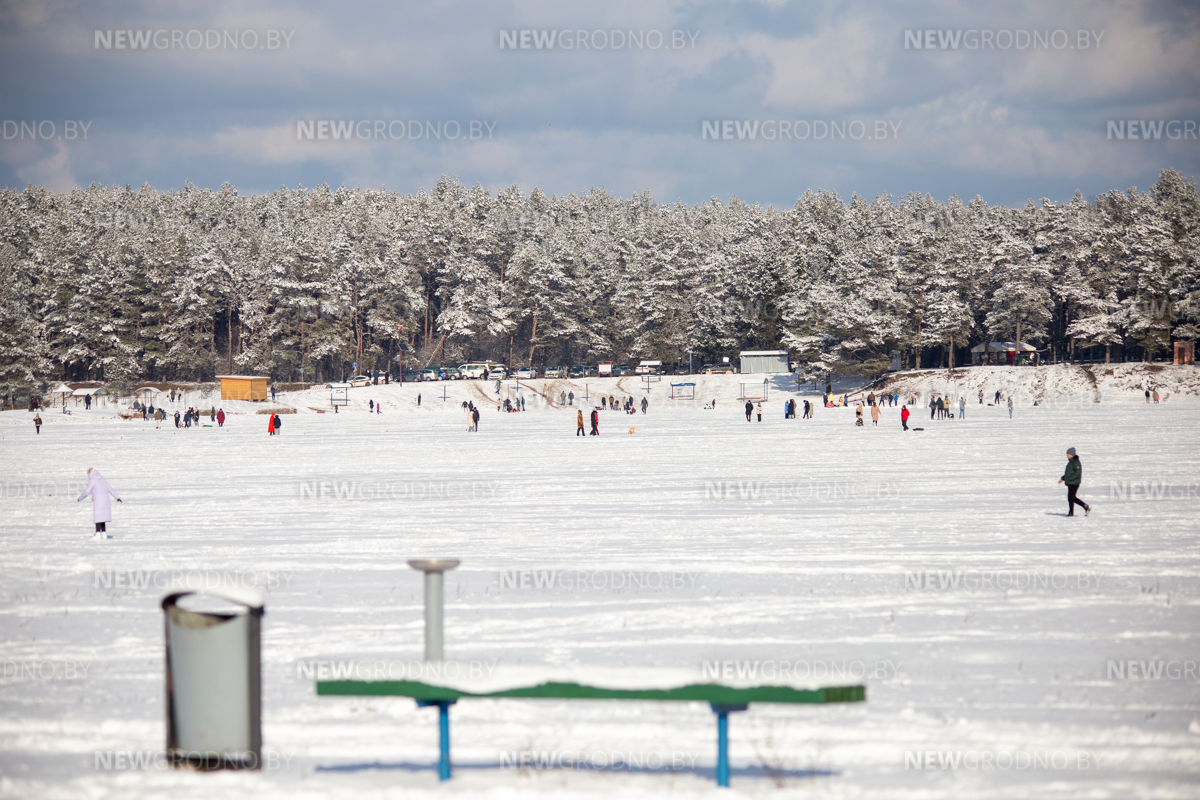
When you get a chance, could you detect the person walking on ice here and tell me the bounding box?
[900,404,910,431]
[756,402,763,422]
[77,468,121,540]
[745,401,753,422]
[1058,447,1091,517]
[870,403,880,426]
[1007,396,1013,418]
[959,396,965,419]
[576,409,585,436]
[33,413,42,435]
[641,397,648,414]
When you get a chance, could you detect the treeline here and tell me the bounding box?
[0,169,1197,390]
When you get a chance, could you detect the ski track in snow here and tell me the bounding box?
[1,370,1198,798]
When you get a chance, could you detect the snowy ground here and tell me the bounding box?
[2,368,1198,799]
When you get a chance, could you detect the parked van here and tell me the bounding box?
[459,363,489,379]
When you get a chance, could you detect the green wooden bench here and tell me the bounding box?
[317,677,865,787]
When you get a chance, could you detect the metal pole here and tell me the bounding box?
[716,709,729,787]
[710,703,747,788]
[425,571,443,660]
[408,560,460,662]
[437,701,452,780]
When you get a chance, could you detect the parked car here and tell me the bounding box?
[346,375,372,387]
[459,363,488,379]
[419,368,440,381]
[486,367,507,381]
[515,366,537,380]
[613,364,633,377]
[568,364,594,378]
[703,363,737,375]
[544,366,565,378]
[401,370,421,382]
[442,367,463,380]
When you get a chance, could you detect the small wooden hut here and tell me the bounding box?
[217,375,270,401]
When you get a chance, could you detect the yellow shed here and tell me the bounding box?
[217,375,270,401]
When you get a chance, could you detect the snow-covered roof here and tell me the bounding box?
[71,387,106,396]
[216,375,271,380]
[739,350,788,356]
[50,383,73,394]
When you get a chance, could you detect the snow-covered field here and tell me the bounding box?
[2,368,1198,799]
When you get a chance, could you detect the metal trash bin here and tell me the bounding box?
[162,586,264,769]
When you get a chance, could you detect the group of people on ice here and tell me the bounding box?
[927,394,966,420]
[576,408,601,435]
[175,406,223,428]
[461,401,481,431]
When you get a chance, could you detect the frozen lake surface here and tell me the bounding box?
[2,371,1198,798]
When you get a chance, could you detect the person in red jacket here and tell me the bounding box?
[267,414,276,435]
[216,408,225,427]
[900,404,910,431]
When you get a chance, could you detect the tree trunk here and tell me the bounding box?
[949,334,954,369]
[528,314,538,366]
[1105,343,1110,364]
[914,311,922,370]
[1015,315,1022,367]
[422,335,446,368]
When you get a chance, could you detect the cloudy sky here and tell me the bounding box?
[1,0,1197,207]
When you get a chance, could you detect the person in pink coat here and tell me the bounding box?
[77,468,121,540]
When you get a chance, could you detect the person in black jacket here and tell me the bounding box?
[1058,447,1090,517]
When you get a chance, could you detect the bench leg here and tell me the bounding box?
[417,699,456,780]
[710,703,748,788]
